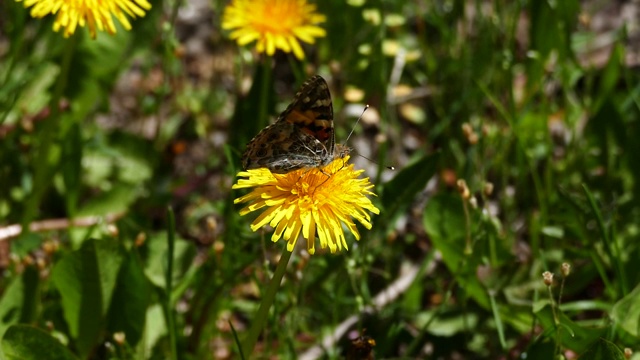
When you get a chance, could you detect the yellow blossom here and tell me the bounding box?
[233,156,379,254]
[222,0,326,60]
[17,0,151,38]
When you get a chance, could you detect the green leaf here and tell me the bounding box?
[228,64,275,152]
[51,239,124,357]
[523,338,555,359]
[2,324,78,360]
[611,282,640,337]
[17,266,39,326]
[76,183,139,217]
[61,123,82,217]
[381,152,438,227]
[535,304,607,353]
[107,252,150,347]
[107,131,157,184]
[143,304,167,356]
[423,193,466,250]
[11,233,43,258]
[423,193,489,308]
[423,193,474,278]
[0,279,23,339]
[578,338,625,360]
[0,267,39,338]
[144,234,196,289]
[415,311,478,337]
[595,43,624,111]
[14,63,59,119]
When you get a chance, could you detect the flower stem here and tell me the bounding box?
[21,33,77,229]
[164,207,178,360]
[240,248,292,357]
[257,56,272,131]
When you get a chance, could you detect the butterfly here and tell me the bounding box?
[241,75,349,174]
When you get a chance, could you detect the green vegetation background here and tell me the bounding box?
[1,0,640,359]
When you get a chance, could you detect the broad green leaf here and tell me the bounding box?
[586,99,627,176]
[381,152,438,228]
[107,252,150,347]
[79,27,130,78]
[11,233,42,258]
[107,131,156,184]
[61,123,82,217]
[0,278,23,339]
[0,267,39,338]
[228,65,274,151]
[535,304,607,353]
[423,193,466,249]
[51,239,124,357]
[415,311,478,337]
[17,266,39,327]
[143,304,167,356]
[579,338,625,360]
[595,43,624,111]
[523,338,555,359]
[2,324,78,360]
[423,193,489,308]
[144,234,196,289]
[514,111,549,157]
[611,282,640,337]
[527,0,557,87]
[13,63,58,121]
[64,30,129,119]
[76,183,140,217]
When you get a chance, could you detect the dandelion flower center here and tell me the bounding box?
[222,0,327,59]
[249,2,306,35]
[18,0,151,38]
[233,156,379,254]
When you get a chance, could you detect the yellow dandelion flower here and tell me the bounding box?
[233,156,379,254]
[17,0,152,38]
[222,0,326,60]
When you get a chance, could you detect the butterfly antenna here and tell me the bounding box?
[351,149,396,171]
[343,105,395,171]
[344,104,369,144]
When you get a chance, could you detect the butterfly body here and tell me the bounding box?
[242,75,348,173]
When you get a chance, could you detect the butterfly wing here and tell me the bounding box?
[279,75,335,154]
[241,120,329,173]
[241,75,336,173]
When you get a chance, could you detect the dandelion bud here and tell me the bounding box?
[23,255,34,266]
[36,257,46,270]
[135,232,147,247]
[483,182,494,196]
[456,179,470,199]
[461,123,473,137]
[213,240,225,255]
[469,196,478,209]
[468,132,479,145]
[205,215,216,229]
[113,332,126,345]
[561,263,571,277]
[42,240,59,255]
[106,224,119,237]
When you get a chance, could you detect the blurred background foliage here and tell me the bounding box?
[1,0,640,358]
